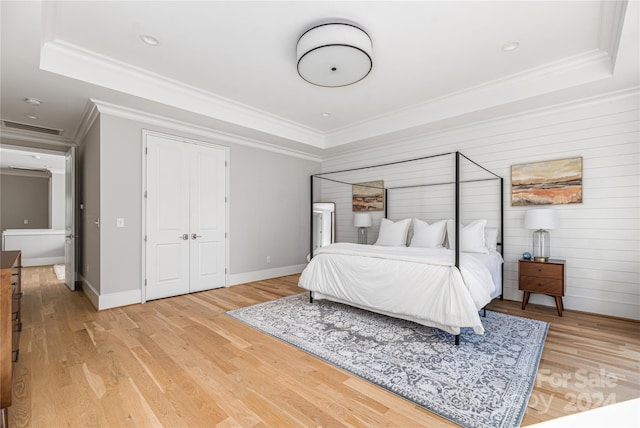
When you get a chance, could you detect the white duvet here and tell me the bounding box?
[298,243,500,335]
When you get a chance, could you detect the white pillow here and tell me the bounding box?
[446,219,489,253]
[374,218,412,246]
[409,219,447,248]
[484,227,499,252]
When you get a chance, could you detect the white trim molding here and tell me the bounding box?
[39,39,324,149]
[229,264,307,287]
[90,99,322,163]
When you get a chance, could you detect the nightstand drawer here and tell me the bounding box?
[519,262,563,279]
[519,275,563,295]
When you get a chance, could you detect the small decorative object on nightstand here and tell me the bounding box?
[519,258,565,316]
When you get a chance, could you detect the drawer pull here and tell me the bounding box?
[14,322,22,333]
[12,272,20,276]
[12,311,19,321]
[12,349,19,363]
[13,292,23,299]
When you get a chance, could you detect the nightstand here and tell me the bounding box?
[519,259,565,316]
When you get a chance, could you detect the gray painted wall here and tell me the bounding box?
[50,172,65,230]
[79,117,101,292]
[83,113,319,298]
[0,172,50,231]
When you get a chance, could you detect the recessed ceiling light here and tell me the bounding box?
[502,42,520,52]
[24,97,42,106]
[24,114,39,120]
[321,112,331,117]
[31,155,41,160]
[140,34,160,46]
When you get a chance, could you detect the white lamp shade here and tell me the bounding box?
[297,23,373,87]
[524,209,559,230]
[353,212,373,228]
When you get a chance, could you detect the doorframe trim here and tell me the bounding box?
[140,129,231,304]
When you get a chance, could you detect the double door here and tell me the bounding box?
[145,134,227,301]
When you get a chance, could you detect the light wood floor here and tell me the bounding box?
[8,266,640,427]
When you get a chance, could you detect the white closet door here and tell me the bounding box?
[189,144,226,292]
[146,135,191,300]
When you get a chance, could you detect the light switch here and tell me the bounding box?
[116,218,125,228]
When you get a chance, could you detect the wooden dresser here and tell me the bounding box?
[1,251,22,427]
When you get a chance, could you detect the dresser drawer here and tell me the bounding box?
[519,261,563,279]
[519,275,563,295]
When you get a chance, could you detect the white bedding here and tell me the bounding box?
[298,243,503,336]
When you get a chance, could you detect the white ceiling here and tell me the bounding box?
[1,1,638,160]
[0,147,66,173]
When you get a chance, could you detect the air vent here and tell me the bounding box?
[2,120,64,136]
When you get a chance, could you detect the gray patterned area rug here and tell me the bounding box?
[227,293,548,428]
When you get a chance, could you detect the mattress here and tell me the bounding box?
[298,243,503,335]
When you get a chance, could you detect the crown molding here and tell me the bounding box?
[324,48,614,148]
[322,85,640,162]
[89,99,322,163]
[73,99,101,145]
[598,0,628,70]
[39,39,325,149]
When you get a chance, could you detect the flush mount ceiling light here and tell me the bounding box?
[297,23,372,87]
[140,34,160,46]
[24,97,42,106]
[23,97,42,120]
[502,41,520,52]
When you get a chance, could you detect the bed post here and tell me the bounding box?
[384,188,388,219]
[500,176,504,300]
[310,175,314,261]
[309,291,313,303]
[455,335,460,346]
[455,152,460,269]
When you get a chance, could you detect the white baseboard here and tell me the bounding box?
[98,289,142,310]
[21,256,65,267]
[78,274,141,310]
[78,274,99,310]
[230,264,306,286]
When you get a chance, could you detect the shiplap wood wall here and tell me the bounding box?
[318,90,640,320]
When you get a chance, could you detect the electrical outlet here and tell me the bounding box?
[23,219,28,224]
[86,264,90,273]
[116,218,125,228]
[266,256,271,264]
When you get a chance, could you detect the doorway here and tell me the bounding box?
[0,145,76,289]
[143,132,229,301]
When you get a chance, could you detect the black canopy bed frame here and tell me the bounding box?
[306,151,504,345]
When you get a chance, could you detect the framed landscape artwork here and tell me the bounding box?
[511,157,583,206]
[352,180,384,211]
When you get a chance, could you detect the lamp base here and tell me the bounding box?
[357,227,368,245]
[533,257,549,262]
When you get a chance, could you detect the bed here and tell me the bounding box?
[299,152,504,344]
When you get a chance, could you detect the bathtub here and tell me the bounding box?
[2,229,65,267]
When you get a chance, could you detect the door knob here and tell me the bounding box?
[191,233,203,240]
[180,234,189,240]
[65,234,74,240]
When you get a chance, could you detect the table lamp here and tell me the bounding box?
[353,212,372,244]
[524,208,559,262]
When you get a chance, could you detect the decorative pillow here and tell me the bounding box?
[409,219,447,248]
[374,218,412,246]
[446,219,489,253]
[484,227,499,252]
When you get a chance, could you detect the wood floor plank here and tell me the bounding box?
[7,268,640,427]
